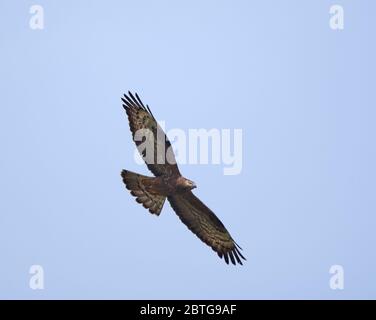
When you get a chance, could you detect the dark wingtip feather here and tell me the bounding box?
[121,98,130,111]
[235,246,246,261]
[135,93,146,108]
[228,251,236,265]
[234,241,243,251]
[129,91,146,111]
[146,104,155,120]
[233,249,243,265]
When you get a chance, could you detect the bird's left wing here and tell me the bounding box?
[122,92,180,177]
[168,192,246,265]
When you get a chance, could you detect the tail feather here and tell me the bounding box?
[121,170,166,215]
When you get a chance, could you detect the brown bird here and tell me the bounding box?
[121,92,245,265]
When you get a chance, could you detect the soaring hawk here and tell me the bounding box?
[121,92,245,265]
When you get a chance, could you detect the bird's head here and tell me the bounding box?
[177,177,197,191]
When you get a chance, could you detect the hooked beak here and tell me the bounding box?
[192,182,197,189]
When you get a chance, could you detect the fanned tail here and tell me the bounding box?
[121,170,166,215]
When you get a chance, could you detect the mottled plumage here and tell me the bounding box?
[121,92,245,265]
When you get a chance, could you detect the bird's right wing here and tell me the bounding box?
[168,192,245,265]
[122,92,180,177]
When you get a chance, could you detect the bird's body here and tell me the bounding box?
[121,92,245,265]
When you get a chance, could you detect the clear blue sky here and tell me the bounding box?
[0,0,375,299]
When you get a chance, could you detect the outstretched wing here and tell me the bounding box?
[122,92,180,177]
[168,192,246,265]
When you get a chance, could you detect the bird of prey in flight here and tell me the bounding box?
[120,92,245,265]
